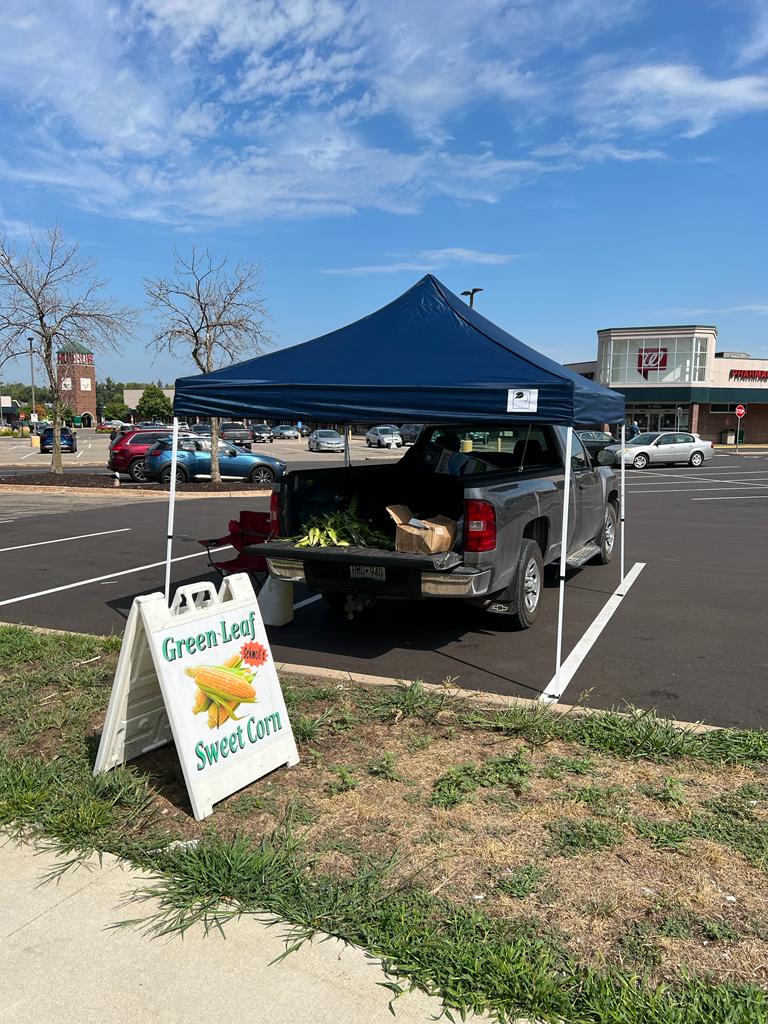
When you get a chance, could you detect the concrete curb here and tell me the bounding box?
[0,484,269,499]
[0,619,719,735]
[275,660,720,734]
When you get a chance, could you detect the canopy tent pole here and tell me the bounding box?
[620,422,626,595]
[163,417,180,604]
[343,423,351,467]
[553,426,574,698]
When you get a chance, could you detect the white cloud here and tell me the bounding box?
[324,247,522,274]
[578,62,768,137]
[0,1,765,228]
[737,2,768,65]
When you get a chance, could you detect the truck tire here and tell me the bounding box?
[594,503,617,564]
[508,539,544,630]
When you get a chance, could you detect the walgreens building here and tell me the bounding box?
[594,325,768,444]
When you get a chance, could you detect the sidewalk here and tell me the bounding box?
[1,839,454,1024]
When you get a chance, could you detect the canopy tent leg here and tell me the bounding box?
[344,423,351,467]
[552,426,574,700]
[620,422,626,596]
[164,417,180,604]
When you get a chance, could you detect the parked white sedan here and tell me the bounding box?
[604,431,714,469]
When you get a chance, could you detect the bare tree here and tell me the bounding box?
[0,227,134,473]
[144,248,270,484]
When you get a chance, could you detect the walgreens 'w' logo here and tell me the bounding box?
[637,348,668,379]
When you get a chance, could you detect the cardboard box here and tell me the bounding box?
[386,504,458,555]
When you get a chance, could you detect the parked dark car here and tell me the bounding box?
[298,425,312,437]
[219,421,253,449]
[40,426,77,453]
[251,423,275,442]
[399,424,424,444]
[191,423,212,436]
[576,430,616,460]
[144,437,286,486]
[108,428,185,481]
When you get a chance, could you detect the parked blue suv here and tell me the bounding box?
[143,437,286,486]
[40,427,77,453]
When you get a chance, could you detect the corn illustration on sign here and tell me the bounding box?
[94,574,299,820]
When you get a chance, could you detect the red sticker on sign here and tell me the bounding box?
[240,641,269,667]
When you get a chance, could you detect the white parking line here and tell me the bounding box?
[691,495,768,501]
[0,519,15,525]
[630,486,768,495]
[0,547,231,608]
[76,450,84,459]
[539,562,646,704]
[0,527,132,554]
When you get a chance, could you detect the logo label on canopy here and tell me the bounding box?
[507,388,538,413]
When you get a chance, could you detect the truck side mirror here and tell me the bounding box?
[597,449,618,467]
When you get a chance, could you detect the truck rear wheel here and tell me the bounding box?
[508,539,543,630]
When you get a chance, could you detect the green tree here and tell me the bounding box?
[96,376,124,412]
[104,401,129,421]
[136,384,173,422]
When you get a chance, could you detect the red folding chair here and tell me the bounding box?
[199,510,272,591]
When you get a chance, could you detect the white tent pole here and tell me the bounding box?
[620,422,626,596]
[164,417,180,604]
[343,423,351,467]
[553,426,574,697]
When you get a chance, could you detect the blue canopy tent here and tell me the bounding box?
[167,275,627,701]
[173,274,624,426]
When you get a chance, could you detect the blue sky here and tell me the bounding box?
[1,0,767,384]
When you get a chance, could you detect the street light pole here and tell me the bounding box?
[27,336,36,422]
[461,287,484,309]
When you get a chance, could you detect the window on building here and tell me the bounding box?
[710,404,739,413]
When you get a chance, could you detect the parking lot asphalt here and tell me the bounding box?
[1,451,767,729]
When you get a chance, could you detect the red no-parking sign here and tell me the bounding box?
[735,404,746,419]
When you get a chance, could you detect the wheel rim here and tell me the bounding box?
[252,468,274,485]
[692,453,702,465]
[634,455,647,469]
[604,510,615,553]
[523,558,541,613]
[132,461,147,481]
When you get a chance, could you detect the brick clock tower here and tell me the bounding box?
[57,341,97,426]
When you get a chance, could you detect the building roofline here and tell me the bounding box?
[597,325,718,333]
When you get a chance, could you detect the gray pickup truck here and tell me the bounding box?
[261,423,619,629]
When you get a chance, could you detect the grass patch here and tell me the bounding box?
[546,818,625,856]
[497,864,547,899]
[430,751,531,809]
[3,631,768,1022]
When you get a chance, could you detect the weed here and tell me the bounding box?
[618,922,662,970]
[584,896,620,919]
[430,751,531,809]
[229,792,279,818]
[497,864,546,899]
[659,912,738,942]
[293,709,334,743]
[327,764,358,796]
[360,681,457,725]
[638,777,688,806]
[540,754,594,779]
[633,818,692,851]
[565,784,629,817]
[365,752,403,781]
[547,818,624,856]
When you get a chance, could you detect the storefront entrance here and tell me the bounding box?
[626,406,690,432]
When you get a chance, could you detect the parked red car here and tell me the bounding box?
[108,428,178,482]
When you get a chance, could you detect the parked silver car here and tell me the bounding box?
[365,425,403,448]
[604,431,714,469]
[308,429,345,452]
[273,424,300,439]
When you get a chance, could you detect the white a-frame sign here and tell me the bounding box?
[94,574,299,821]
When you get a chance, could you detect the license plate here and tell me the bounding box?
[350,565,385,581]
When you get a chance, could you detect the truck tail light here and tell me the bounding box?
[464,499,496,552]
[269,486,281,536]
